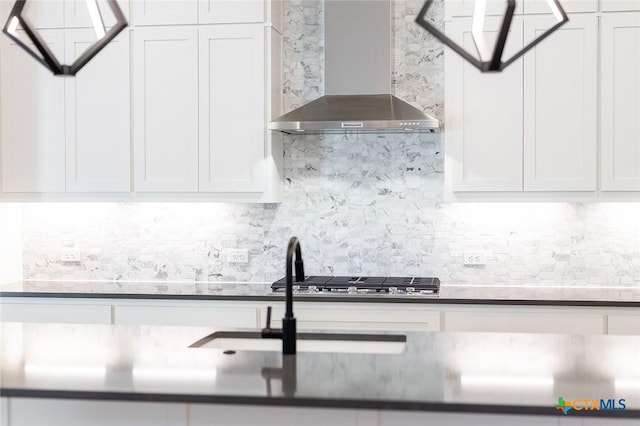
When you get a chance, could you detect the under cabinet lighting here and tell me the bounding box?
[416,0,569,72]
[2,0,127,76]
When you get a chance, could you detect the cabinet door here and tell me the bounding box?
[445,0,523,19]
[0,302,112,324]
[523,14,597,191]
[0,31,65,193]
[523,0,596,13]
[132,0,198,25]
[601,0,640,11]
[65,0,131,29]
[65,30,131,192]
[16,0,65,29]
[445,18,524,192]
[600,13,640,192]
[608,314,640,335]
[198,0,264,24]
[133,27,199,192]
[444,311,605,334]
[113,305,259,327]
[198,25,265,193]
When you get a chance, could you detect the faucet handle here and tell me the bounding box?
[265,306,272,329]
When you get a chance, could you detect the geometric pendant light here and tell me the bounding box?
[415,0,568,72]
[2,0,127,76]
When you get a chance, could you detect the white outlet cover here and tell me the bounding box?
[227,249,249,264]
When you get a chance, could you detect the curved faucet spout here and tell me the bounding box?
[286,237,304,319]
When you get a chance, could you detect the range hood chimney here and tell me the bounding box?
[269,0,439,134]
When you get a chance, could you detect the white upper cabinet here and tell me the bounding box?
[522,0,597,13]
[600,13,640,191]
[445,18,524,192]
[523,14,597,192]
[198,25,265,192]
[133,26,199,192]
[132,0,198,26]
[198,0,264,24]
[65,0,131,29]
[20,0,65,29]
[601,0,640,12]
[132,0,270,26]
[64,30,130,193]
[0,31,66,193]
[445,0,524,19]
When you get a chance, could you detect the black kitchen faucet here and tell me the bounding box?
[261,237,304,355]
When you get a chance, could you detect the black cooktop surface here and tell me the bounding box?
[271,276,440,295]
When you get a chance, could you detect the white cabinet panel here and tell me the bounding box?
[198,0,264,24]
[133,27,198,192]
[1,398,7,426]
[268,306,440,332]
[64,0,131,29]
[601,0,640,11]
[380,411,570,426]
[445,0,524,19]
[445,18,524,192]
[20,0,64,29]
[189,405,358,426]
[8,399,186,426]
[523,0,596,13]
[65,30,130,192]
[132,0,197,25]
[198,25,265,192]
[444,310,604,334]
[608,314,640,335]
[601,13,640,192]
[523,14,597,191]
[114,305,259,327]
[0,302,112,324]
[0,31,65,193]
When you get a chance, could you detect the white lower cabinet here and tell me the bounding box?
[6,399,187,426]
[0,302,111,324]
[113,304,259,328]
[444,309,605,334]
[268,305,440,332]
[607,313,640,335]
[188,405,362,426]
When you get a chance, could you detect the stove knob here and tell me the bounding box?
[308,285,319,294]
[347,286,357,294]
[406,287,415,294]
[292,285,301,293]
[388,286,398,295]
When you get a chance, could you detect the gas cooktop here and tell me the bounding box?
[271,276,440,296]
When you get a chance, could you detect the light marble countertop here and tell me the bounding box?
[1,280,640,307]
[1,322,639,417]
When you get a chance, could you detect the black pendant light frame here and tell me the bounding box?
[415,0,569,72]
[2,0,127,76]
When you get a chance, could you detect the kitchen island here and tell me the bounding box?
[1,322,638,425]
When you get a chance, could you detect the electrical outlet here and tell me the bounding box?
[463,251,486,266]
[61,248,81,263]
[227,249,249,264]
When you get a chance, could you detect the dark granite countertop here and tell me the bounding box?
[2,280,640,307]
[0,322,638,417]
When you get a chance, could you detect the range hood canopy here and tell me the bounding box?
[269,94,439,134]
[269,0,439,135]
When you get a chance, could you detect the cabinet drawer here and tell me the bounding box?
[113,305,259,328]
[608,314,640,335]
[0,303,111,324]
[268,307,440,332]
[7,398,186,426]
[444,311,604,334]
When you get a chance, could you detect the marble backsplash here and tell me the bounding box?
[13,0,640,286]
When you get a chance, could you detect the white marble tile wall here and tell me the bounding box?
[16,1,640,287]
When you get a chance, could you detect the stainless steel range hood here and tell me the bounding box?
[269,0,439,135]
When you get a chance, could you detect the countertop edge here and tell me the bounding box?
[1,389,638,418]
[2,291,640,308]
